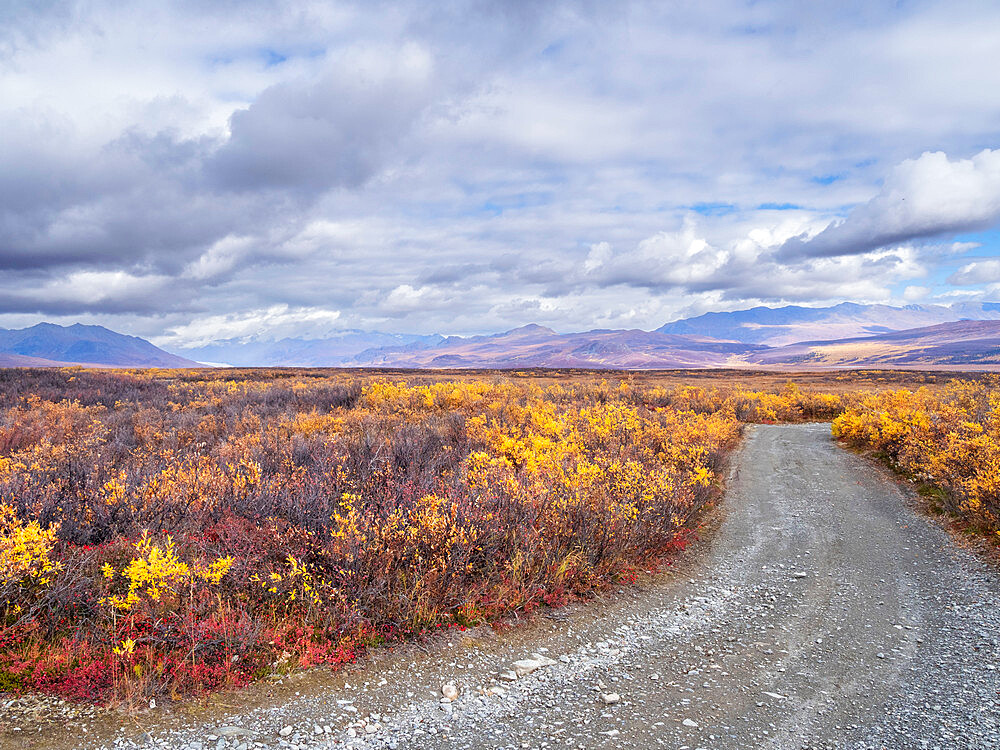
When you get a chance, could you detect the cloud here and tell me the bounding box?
[949,259,1000,286]
[0,270,174,314]
[779,150,1000,260]
[2,1,1000,339]
[155,305,342,348]
[183,235,258,281]
[209,42,436,193]
[572,211,929,308]
[381,284,453,315]
[902,285,931,301]
[582,223,731,289]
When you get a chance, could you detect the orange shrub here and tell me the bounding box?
[833,378,1000,537]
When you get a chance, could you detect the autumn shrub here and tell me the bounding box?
[833,378,1000,538]
[0,369,846,703]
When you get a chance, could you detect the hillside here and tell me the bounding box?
[351,324,766,368]
[348,317,1000,370]
[0,323,201,368]
[656,302,1000,346]
[750,319,1000,369]
[170,331,445,367]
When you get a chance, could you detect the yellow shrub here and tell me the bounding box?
[0,503,62,597]
[102,532,233,611]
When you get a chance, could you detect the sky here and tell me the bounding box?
[2,0,1000,347]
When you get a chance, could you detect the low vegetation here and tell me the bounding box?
[0,367,985,705]
[833,377,1000,540]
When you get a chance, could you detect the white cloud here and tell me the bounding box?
[155,305,342,348]
[583,222,730,288]
[0,270,172,314]
[902,285,931,301]
[949,259,1000,285]
[55,270,169,302]
[382,284,452,315]
[183,235,257,281]
[780,149,1000,259]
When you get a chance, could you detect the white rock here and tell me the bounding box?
[531,653,557,667]
[278,726,293,737]
[499,670,519,682]
[441,684,459,700]
[600,693,621,705]
[512,658,543,677]
[682,718,698,727]
[218,727,251,737]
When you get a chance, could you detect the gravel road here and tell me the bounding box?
[11,423,1000,750]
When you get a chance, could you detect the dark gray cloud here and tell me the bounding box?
[210,56,435,193]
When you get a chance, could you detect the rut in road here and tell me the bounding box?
[76,424,1000,750]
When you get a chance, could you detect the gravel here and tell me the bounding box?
[8,423,999,750]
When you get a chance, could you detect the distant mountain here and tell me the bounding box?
[169,330,446,366]
[341,305,1000,370]
[749,319,1000,369]
[12,301,1000,371]
[351,324,766,369]
[0,323,200,368]
[656,302,1000,346]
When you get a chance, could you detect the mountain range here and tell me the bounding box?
[176,331,445,367]
[655,301,1000,346]
[341,318,1000,370]
[0,323,199,368]
[4,302,1000,370]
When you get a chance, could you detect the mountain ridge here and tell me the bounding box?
[749,319,1000,369]
[7,302,1000,370]
[0,323,200,368]
[170,330,446,367]
[656,301,1000,346]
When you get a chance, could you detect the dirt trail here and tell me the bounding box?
[8,423,1000,750]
